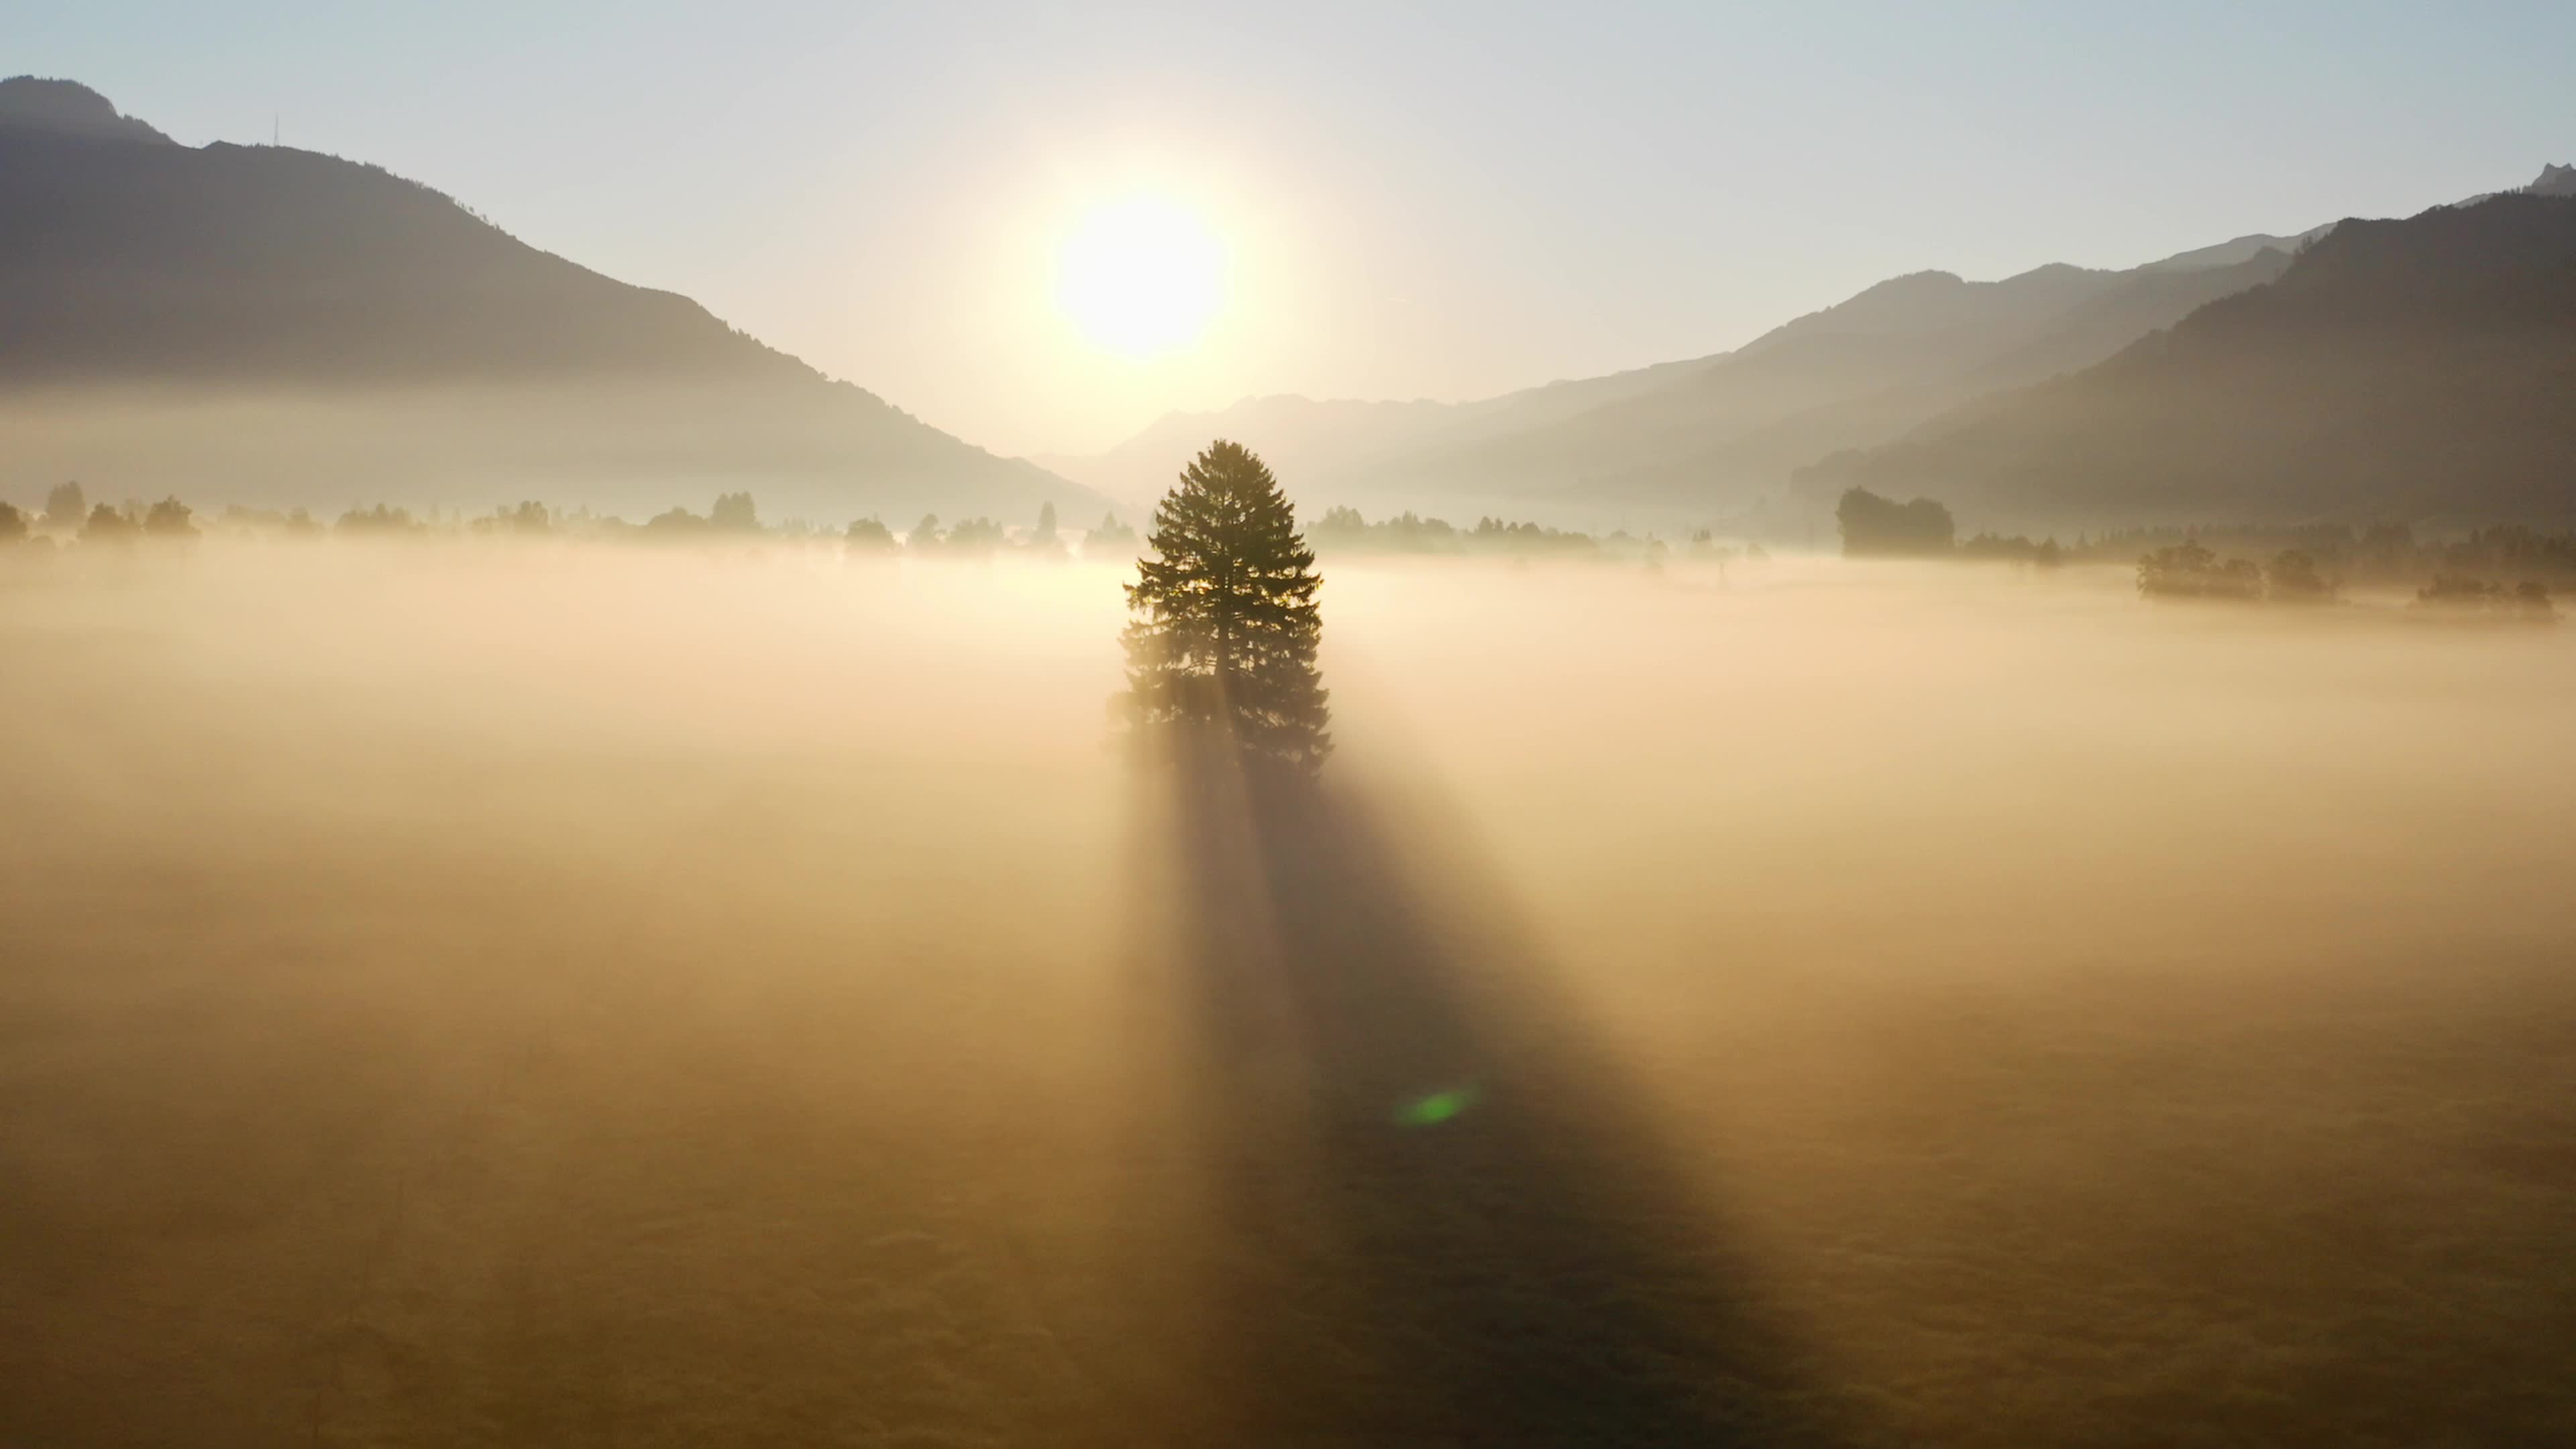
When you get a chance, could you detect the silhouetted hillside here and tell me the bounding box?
[1039,396,1467,507]
[1042,357,1714,508]
[1057,233,2304,520]
[0,76,172,145]
[0,78,1097,523]
[2136,225,2333,274]
[1444,248,2296,510]
[1797,191,2576,529]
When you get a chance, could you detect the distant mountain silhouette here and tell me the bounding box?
[0,76,172,145]
[1040,359,1705,507]
[1057,233,2309,519]
[1038,396,1466,506]
[1796,190,2576,527]
[2135,225,2334,275]
[0,78,1097,523]
[1381,247,2300,513]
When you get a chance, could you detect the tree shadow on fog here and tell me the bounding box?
[1138,755,1872,1447]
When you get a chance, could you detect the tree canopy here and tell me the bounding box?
[1120,439,1331,777]
[43,481,85,531]
[142,496,198,539]
[80,502,140,543]
[2137,539,2262,600]
[1084,512,1140,559]
[710,492,760,533]
[1837,487,1955,557]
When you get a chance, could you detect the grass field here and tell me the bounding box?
[3,543,2571,1446]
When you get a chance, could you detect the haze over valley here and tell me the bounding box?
[7,9,2576,1446]
[9,74,2573,537]
[0,78,1103,527]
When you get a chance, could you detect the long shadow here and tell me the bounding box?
[1144,758,1874,1446]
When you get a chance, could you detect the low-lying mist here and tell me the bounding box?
[5,541,2572,1446]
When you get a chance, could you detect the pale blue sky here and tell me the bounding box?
[15,1,2572,454]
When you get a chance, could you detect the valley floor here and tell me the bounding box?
[3,546,2571,1446]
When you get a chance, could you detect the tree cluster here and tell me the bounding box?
[0,490,203,547]
[1086,511,1141,555]
[2133,543,2354,604]
[2413,576,2557,622]
[845,517,898,553]
[1835,488,1957,557]
[2135,540,2265,600]
[36,497,201,544]
[904,515,1006,556]
[641,491,762,537]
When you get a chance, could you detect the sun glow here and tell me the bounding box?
[1055,197,1226,360]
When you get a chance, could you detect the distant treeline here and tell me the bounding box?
[1309,506,1758,566]
[0,482,207,543]
[5,484,1770,576]
[12,483,1705,566]
[0,482,1151,561]
[1837,486,2573,611]
[2134,537,2555,619]
[2073,521,2576,585]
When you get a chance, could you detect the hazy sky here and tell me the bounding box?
[15,1,2574,456]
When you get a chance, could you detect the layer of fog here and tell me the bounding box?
[4,542,2572,1445]
[0,384,1081,525]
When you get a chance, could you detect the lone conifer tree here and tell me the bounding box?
[1121,440,1331,775]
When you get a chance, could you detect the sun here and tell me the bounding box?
[1055,197,1226,360]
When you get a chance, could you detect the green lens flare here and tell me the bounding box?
[1395,1085,1482,1128]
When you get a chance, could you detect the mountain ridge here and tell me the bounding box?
[0,77,1099,525]
[0,76,173,146]
[1059,232,2316,520]
[1794,191,2576,529]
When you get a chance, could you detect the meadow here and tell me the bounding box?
[3,541,2571,1446]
